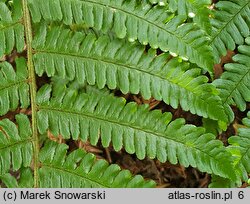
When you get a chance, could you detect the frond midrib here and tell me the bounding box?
[0,138,33,151]
[42,164,110,188]
[21,0,39,187]
[38,106,225,165]
[210,1,250,44]
[222,65,250,104]
[0,20,22,32]
[0,79,29,92]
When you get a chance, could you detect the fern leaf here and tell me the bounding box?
[166,0,212,34]
[210,112,250,187]
[39,141,155,188]
[0,114,33,175]
[213,37,250,112]
[28,0,214,70]
[210,0,250,61]
[186,0,212,34]
[0,168,34,188]
[36,84,236,180]
[227,112,250,184]
[0,58,30,116]
[33,26,228,122]
[0,0,25,57]
[209,174,237,188]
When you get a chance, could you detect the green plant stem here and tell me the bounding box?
[22,0,39,188]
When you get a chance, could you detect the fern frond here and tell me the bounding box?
[227,112,250,184]
[210,0,250,61]
[36,84,236,180]
[33,26,228,122]
[0,58,30,116]
[0,114,33,175]
[39,141,155,188]
[209,175,237,188]
[28,0,214,70]
[210,112,250,188]
[166,0,212,34]
[213,37,250,112]
[0,0,25,57]
[0,168,34,188]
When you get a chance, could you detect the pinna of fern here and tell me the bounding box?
[0,58,30,116]
[28,0,215,72]
[0,0,25,57]
[210,0,250,62]
[213,37,250,112]
[36,83,236,181]
[209,112,250,188]
[0,114,155,188]
[32,25,231,123]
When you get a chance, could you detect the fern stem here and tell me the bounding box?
[22,0,39,188]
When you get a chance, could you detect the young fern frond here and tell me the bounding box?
[0,114,33,175]
[213,37,250,112]
[33,26,229,122]
[39,141,155,188]
[210,112,250,187]
[210,0,250,62]
[36,84,236,180]
[0,0,25,57]
[0,58,30,116]
[28,0,214,71]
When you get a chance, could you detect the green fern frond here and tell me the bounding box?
[0,0,25,57]
[33,26,228,122]
[39,141,155,188]
[0,114,33,175]
[0,58,30,116]
[0,168,34,188]
[213,37,250,112]
[209,175,237,188]
[210,0,250,61]
[210,112,250,188]
[28,0,214,70]
[36,84,236,180]
[227,112,250,184]
[166,0,212,34]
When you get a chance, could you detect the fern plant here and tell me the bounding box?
[0,0,249,188]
